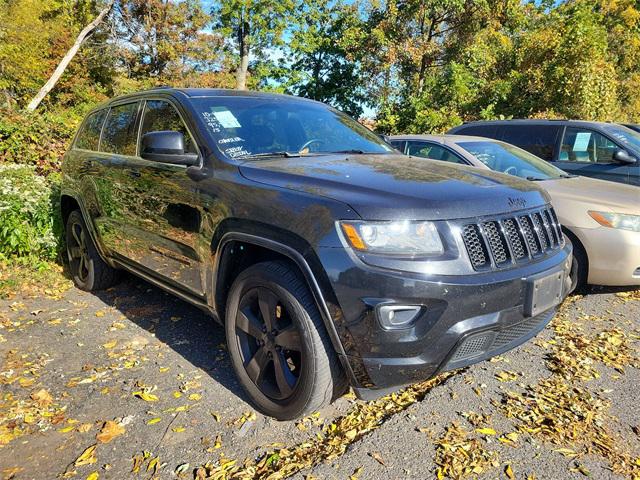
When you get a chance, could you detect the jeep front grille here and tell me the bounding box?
[461,206,563,270]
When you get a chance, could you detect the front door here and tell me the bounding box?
[119,98,206,296]
[554,127,630,184]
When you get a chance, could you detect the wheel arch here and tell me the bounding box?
[59,190,112,265]
[210,221,355,383]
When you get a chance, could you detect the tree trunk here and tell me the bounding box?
[235,20,250,90]
[26,1,114,112]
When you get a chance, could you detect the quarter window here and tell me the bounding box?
[560,128,618,163]
[140,100,197,154]
[389,140,406,152]
[75,110,107,151]
[406,141,465,164]
[100,102,140,156]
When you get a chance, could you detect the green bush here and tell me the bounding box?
[0,164,61,260]
[0,109,78,174]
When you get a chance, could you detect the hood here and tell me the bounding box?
[239,154,550,220]
[538,176,640,227]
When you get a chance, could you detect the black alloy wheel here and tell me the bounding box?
[67,217,91,284]
[65,210,120,291]
[235,286,302,400]
[225,261,345,420]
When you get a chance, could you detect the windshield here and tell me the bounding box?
[602,124,640,152]
[457,140,567,180]
[190,97,393,160]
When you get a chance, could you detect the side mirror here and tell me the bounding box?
[613,149,637,164]
[141,131,199,166]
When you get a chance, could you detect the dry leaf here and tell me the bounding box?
[86,472,99,480]
[505,464,515,479]
[30,388,53,407]
[74,444,97,466]
[476,427,497,436]
[96,420,125,443]
[132,391,158,402]
[147,417,161,425]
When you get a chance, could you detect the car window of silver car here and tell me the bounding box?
[457,140,567,180]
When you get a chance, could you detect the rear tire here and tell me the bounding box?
[65,210,120,291]
[225,261,344,420]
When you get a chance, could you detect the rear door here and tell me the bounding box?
[93,100,143,258]
[555,127,630,183]
[119,98,206,296]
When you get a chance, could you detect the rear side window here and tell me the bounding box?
[407,141,465,164]
[389,140,406,152]
[75,110,106,151]
[497,125,560,161]
[140,100,197,154]
[100,102,140,156]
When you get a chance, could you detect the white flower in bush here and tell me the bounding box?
[0,164,60,259]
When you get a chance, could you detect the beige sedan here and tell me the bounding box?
[389,134,640,288]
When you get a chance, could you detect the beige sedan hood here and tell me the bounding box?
[538,176,640,228]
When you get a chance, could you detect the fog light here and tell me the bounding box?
[377,305,422,329]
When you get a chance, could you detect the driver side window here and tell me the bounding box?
[560,128,618,163]
[140,100,197,155]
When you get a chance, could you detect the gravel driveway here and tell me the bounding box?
[1,272,638,480]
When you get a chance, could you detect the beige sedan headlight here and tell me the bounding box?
[588,211,640,232]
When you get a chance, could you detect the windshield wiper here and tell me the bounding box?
[559,174,576,178]
[241,151,301,159]
[526,176,546,181]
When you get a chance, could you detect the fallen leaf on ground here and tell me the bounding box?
[30,388,53,407]
[96,420,125,443]
[132,390,158,402]
[505,464,515,479]
[74,444,97,466]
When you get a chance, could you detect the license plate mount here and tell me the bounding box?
[525,269,565,317]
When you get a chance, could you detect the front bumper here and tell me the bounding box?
[572,226,640,286]
[318,244,572,398]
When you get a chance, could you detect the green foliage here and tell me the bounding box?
[0,164,62,260]
[281,0,368,117]
[116,0,223,81]
[0,109,78,174]
[372,0,640,133]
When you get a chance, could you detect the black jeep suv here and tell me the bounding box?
[61,89,572,419]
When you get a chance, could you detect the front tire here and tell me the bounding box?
[225,261,343,420]
[65,210,119,291]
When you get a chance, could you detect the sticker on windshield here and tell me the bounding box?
[218,136,244,145]
[573,132,591,151]
[212,110,241,129]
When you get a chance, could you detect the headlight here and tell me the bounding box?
[339,220,444,255]
[588,211,640,232]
